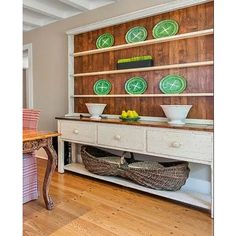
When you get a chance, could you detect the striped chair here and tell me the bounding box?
[23,109,40,204]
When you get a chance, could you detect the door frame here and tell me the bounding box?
[23,43,33,108]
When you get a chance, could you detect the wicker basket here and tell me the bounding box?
[81,145,189,191]
[81,145,122,176]
[122,161,190,191]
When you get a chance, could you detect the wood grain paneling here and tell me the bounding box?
[74,2,213,52]
[74,96,213,120]
[73,2,214,119]
[74,36,213,73]
[74,66,213,94]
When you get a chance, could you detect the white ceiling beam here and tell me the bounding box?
[23,21,40,28]
[23,0,65,19]
[58,0,90,11]
[23,24,36,32]
[23,14,43,27]
[90,0,116,9]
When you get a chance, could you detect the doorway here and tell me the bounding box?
[23,43,33,108]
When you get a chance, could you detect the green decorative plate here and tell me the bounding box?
[125,26,148,43]
[159,75,187,94]
[152,19,179,38]
[96,33,114,49]
[125,77,147,94]
[119,116,141,122]
[93,79,111,95]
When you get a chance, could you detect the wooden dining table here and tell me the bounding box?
[23,129,60,210]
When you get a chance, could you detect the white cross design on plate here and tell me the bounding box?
[98,83,108,92]
[101,38,110,46]
[131,31,142,40]
[160,26,171,35]
[164,80,180,91]
[131,82,142,91]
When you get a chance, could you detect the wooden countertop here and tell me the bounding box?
[23,130,61,142]
[55,116,213,132]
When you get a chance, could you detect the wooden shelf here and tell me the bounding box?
[64,162,211,210]
[73,61,213,77]
[72,93,213,98]
[73,29,213,57]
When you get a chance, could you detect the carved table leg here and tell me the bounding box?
[42,138,57,210]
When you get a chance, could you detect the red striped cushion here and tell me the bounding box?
[23,155,39,204]
[23,109,40,130]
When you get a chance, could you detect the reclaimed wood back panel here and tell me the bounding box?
[73,2,213,119]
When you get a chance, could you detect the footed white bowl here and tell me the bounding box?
[160,105,192,125]
[85,103,107,119]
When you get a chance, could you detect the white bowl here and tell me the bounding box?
[85,103,107,119]
[160,105,192,125]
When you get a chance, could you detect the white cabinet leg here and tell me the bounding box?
[57,137,64,173]
[77,144,83,163]
[211,164,214,218]
[71,143,77,163]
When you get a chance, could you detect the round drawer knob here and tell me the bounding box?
[114,134,121,140]
[171,141,181,148]
[73,129,79,134]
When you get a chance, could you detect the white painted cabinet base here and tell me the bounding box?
[57,119,213,217]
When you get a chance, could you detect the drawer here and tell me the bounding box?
[97,124,145,151]
[60,121,96,144]
[147,128,213,163]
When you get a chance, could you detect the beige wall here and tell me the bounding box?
[23,0,173,130]
[23,69,26,108]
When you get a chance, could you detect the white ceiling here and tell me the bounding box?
[23,0,117,32]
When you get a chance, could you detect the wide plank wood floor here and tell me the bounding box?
[23,158,213,236]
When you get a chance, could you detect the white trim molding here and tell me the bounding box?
[66,0,212,35]
[68,35,74,114]
[23,43,34,108]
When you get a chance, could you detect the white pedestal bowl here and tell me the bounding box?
[160,105,192,125]
[85,103,107,120]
